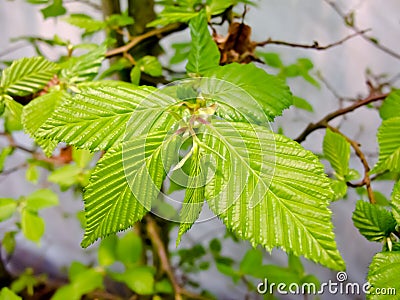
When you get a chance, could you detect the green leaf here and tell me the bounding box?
[170,42,191,65]
[323,128,350,179]
[257,52,283,68]
[207,0,236,15]
[48,164,82,190]
[130,66,141,85]
[293,96,314,112]
[391,180,400,224]
[52,264,103,300]
[0,288,22,300]
[296,58,319,88]
[147,6,199,27]
[288,253,304,276]
[186,11,220,75]
[177,146,206,245]
[216,261,240,281]
[26,164,40,183]
[113,267,154,295]
[106,14,134,28]
[3,95,23,132]
[201,63,292,122]
[240,248,263,276]
[373,190,391,206]
[137,56,162,77]
[2,231,16,255]
[41,0,66,19]
[60,45,106,84]
[27,0,50,3]
[51,285,77,300]
[0,97,5,116]
[0,146,13,172]
[154,279,173,294]
[380,90,400,120]
[72,148,93,168]
[0,57,58,96]
[0,198,17,221]
[98,235,118,267]
[352,200,396,242]
[63,14,106,33]
[209,238,222,255]
[330,179,347,201]
[371,117,400,173]
[21,209,45,243]
[202,120,344,270]
[11,268,38,295]
[81,130,180,247]
[99,58,131,79]
[22,91,66,156]
[116,231,142,267]
[25,189,59,212]
[37,83,175,151]
[368,252,400,300]
[69,268,103,296]
[259,265,301,285]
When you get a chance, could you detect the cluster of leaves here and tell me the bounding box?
[319,89,400,298]
[0,10,342,273]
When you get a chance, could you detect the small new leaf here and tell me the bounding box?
[60,45,106,84]
[380,90,400,120]
[323,128,350,179]
[25,189,59,212]
[352,200,396,242]
[22,91,66,156]
[63,14,106,33]
[371,117,400,173]
[0,198,17,222]
[201,63,293,123]
[186,11,220,75]
[21,210,45,243]
[0,57,57,96]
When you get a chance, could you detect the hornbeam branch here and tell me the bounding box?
[294,93,388,143]
[257,29,370,50]
[105,23,184,58]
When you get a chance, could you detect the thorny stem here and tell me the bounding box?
[326,125,376,204]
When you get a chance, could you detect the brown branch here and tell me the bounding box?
[145,215,183,300]
[105,23,184,58]
[347,171,387,188]
[326,125,375,204]
[294,93,388,143]
[0,132,36,153]
[257,29,370,50]
[145,215,210,300]
[324,0,400,60]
